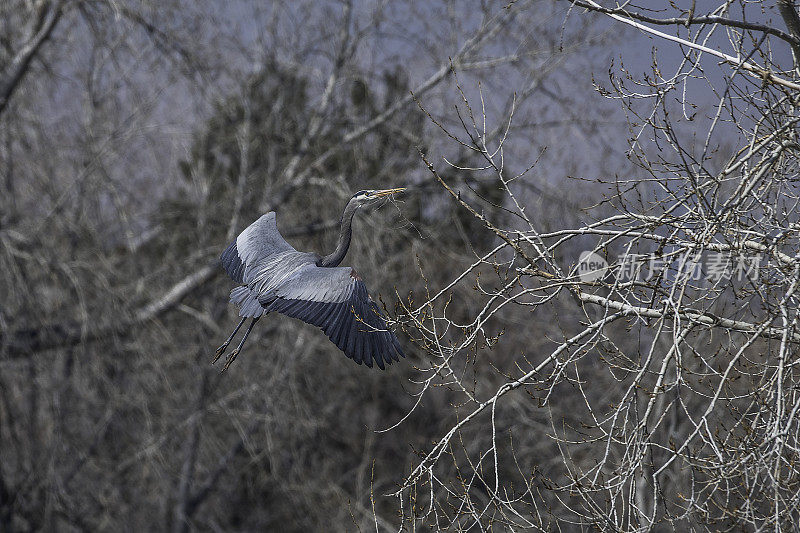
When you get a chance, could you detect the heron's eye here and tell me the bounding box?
[353,190,368,198]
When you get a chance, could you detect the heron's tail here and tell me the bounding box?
[230,286,265,317]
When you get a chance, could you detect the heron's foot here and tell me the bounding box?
[222,349,240,372]
[211,343,229,364]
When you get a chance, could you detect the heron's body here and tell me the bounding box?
[214,189,405,370]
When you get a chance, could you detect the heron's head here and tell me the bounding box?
[350,187,406,207]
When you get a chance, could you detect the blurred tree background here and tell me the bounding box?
[0,2,614,529]
[6,0,798,531]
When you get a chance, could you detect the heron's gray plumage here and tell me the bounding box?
[229,286,263,318]
[217,197,405,369]
[221,212,297,284]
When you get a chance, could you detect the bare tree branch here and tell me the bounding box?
[568,0,800,47]
[778,0,800,70]
[0,1,64,117]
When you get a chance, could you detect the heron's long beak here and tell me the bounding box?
[370,187,406,198]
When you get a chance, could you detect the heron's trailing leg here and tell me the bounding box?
[222,317,260,372]
[212,317,246,364]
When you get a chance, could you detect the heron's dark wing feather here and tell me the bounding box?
[260,265,404,369]
[221,212,298,284]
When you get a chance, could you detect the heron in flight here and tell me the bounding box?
[213,188,406,371]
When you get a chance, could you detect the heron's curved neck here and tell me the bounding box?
[317,200,359,268]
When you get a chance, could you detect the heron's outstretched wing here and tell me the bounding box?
[259,265,404,369]
[220,212,298,284]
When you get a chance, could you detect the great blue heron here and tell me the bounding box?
[213,188,406,371]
